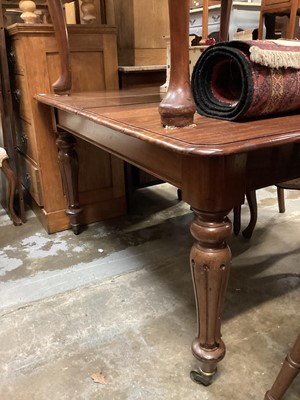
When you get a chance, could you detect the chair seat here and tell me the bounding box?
[258,0,300,39]
[277,178,300,189]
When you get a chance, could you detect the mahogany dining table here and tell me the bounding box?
[38,0,300,386]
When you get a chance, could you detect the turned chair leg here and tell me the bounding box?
[233,205,241,235]
[233,191,257,239]
[277,187,285,213]
[1,158,22,225]
[242,191,257,239]
[264,334,300,400]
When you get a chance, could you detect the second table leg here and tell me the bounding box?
[189,209,232,385]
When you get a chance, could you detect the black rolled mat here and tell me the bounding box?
[191,40,300,121]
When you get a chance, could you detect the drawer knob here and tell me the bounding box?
[9,50,16,65]
[13,89,21,102]
[212,15,220,22]
[24,173,31,185]
[20,133,28,144]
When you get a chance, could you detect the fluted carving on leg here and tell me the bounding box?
[190,210,232,384]
[56,131,82,234]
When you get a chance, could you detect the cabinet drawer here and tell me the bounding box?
[19,153,43,206]
[12,75,32,122]
[15,117,37,162]
[189,8,221,37]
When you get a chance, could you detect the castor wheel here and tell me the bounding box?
[71,224,81,235]
[190,368,216,386]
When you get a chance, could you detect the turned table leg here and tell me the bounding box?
[265,334,300,400]
[56,131,82,234]
[189,209,232,385]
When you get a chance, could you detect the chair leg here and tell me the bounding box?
[233,191,257,238]
[242,190,257,239]
[233,205,241,235]
[258,12,265,39]
[265,14,277,39]
[1,159,22,225]
[265,334,300,400]
[277,187,285,213]
[286,3,297,38]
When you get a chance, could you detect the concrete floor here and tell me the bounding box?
[0,183,299,400]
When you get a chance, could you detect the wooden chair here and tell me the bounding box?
[0,3,24,225]
[0,148,21,225]
[276,179,300,213]
[265,334,300,400]
[235,181,300,239]
[0,0,26,225]
[46,0,233,125]
[234,191,258,239]
[258,0,300,39]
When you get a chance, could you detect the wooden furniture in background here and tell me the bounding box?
[47,0,233,127]
[7,23,126,233]
[189,2,262,41]
[118,65,166,89]
[1,0,102,26]
[265,334,300,400]
[0,148,22,225]
[277,179,300,213]
[258,0,300,39]
[112,0,170,66]
[234,178,300,240]
[0,4,25,224]
[233,191,257,239]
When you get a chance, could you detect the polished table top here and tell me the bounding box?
[36,88,300,157]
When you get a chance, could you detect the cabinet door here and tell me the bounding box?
[114,0,170,65]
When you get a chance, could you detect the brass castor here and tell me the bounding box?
[71,223,81,235]
[190,368,216,386]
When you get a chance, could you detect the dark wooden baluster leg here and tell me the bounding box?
[233,205,241,235]
[56,131,82,234]
[265,334,300,400]
[242,190,257,239]
[265,15,276,39]
[1,159,22,226]
[277,187,285,213]
[189,210,232,385]
[47,0,71,95]
[158,0,196,127]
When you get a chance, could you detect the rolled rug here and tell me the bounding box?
[191,40,300,121]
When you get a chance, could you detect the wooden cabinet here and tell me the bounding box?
[7,23,126,233]
[113,0,170,65]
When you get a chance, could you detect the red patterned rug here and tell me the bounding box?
[191,40,300,121]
